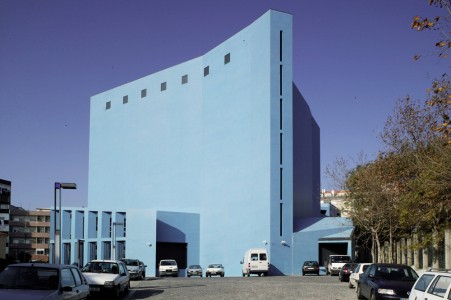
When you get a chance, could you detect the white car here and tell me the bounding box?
[82,260,130,299]
[158,259,179,277]
[348,263,371,288]
[206,264,225,277]
[408,271,451,300]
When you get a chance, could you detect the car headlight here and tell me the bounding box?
[378,288,396,295]
[104,281,114,287]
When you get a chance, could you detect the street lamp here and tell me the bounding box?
[53,182,76,264]
[111,222,123,260]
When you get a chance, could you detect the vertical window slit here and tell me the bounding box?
[280,99,283,130]
[280,168,283,200]
[280,203,283,236]
[280,65,283,96]
[280,133,283,165]
[280,31,283,62]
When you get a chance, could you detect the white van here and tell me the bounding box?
[327,255,351,275]
[241,248,269,277]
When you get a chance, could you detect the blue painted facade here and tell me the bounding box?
[50,10,353,276]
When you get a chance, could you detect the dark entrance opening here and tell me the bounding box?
[318,242,348,267]
[156,242,187,272]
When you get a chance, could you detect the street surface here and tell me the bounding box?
[121,275,357,300]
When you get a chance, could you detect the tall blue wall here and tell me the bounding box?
[85,10,320,276]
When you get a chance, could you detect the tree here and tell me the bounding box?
[411,0,451,60]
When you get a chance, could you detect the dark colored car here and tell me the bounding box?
[302,261,320,276]
[357,263,418,300]
[0,263,90,300]
[338,262,357,282]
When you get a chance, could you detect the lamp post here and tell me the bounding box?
[111,222,123,260]
[53,182,76,264]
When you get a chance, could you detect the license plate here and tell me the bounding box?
[90,287,100,292]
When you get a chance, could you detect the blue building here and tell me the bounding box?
[51,10,353,276]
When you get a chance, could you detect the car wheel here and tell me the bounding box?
[124,281,130,294]
[356,284,365,300]
[370,290,376,300]
[258,273,261,277]
[221,274,224,277]
[113,286,120,300]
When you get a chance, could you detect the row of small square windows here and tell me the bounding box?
[105,53,231,110]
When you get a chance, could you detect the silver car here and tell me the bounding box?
[187,265,203,277]
[82,260,130,299]
[0,263,90,300]
[120,258,146,280]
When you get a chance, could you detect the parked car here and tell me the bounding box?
[81,260,130,299]
[241,248,269,277]
[187,265,203,277]
[328,255,352,275]
[120,258,146,280]
[158,259,179,277]
[302,261,320,276]
[338,262,357,282]
[0,262,90,300]
[206,264,225,277]
[349,263,371,288]
[357,263,418,300]
[408,270,451,300]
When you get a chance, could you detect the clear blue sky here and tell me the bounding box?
[0,0,447,209]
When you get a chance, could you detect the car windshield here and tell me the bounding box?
[304,261,318,266]
[0,266,59,290]
[209,264,222,268]
[122,259,138,266]
[331,256,351,263]
[374,266,418,281]
[82,262,120,274]
[189,265,201,269]
[161,261,176,266]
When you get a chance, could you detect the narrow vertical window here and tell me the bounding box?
[161,82,167,91]
[280,31,283,62]
[280,65,283,96]
[182,74,188,84]
[280,203,283,236]
[141,89,147,98]
[280,99,283,130]
[224,53,231,64]
[204,66,209,76]
[280,168,283,201]
[106,101,111,110]
[123,95,128,104]
[280,133,283,165]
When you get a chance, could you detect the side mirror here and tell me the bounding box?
[240,261,243,264]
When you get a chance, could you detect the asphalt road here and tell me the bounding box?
[123,275,358,300]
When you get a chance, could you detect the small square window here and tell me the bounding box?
[182,74,188,84]
[106,101,111,110]
[204,66,209,76]
[141,89,147,98]
[161,82,167,91]
[224,53,230,64]
[123,95,128,104]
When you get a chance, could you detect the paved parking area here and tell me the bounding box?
[125,275,357,300]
